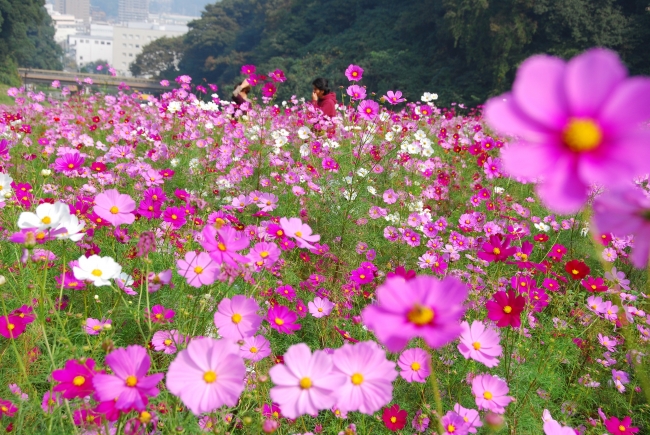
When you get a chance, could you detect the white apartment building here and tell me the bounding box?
[45,4,79,44]
[112,23,188,76]
[68,34,114,67]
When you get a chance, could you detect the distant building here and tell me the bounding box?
[118,0,150,23]
[52,0,90,23]
[68,34,114,67]
[45,4,79,44]
[112,22,188,76]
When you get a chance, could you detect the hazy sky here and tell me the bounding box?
[88,0,218,18]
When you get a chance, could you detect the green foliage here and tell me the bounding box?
[0,0,62,85]
[169,0,650,105]
[130,36,186,79]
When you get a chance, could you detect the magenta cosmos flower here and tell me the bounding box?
[362,275,468,352]
[593,186,650,268]
[331,341,397,414]
[93,189,136,226]
[280,217,320,249]
[485,290,525,328]
[397,347,430,383]
[471,374,513,414]
[345,64,364,81]
[484,48,650,214]
[269,343,346,419]
[213,295,261,339]
[458,321,503,368]
[176,251,218,288]
[200,225,249,268]
[384,90,406,105]
[93,345,164,411]
[52,358,99,399]
[347,85,366,101]
[267,305,301,334]
[166,337,246,415]
[0,400,17,418]
[358,100,380,121]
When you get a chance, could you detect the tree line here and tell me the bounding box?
[131,0,650,105]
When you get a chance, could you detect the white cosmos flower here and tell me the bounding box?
[385,132,394,141]
[54,214,86,242]
[73,255,122,287]
[356,168,369,177]
[298,126,311,140]
[0,173,13,201]
[534,222,550,232]
[18,201,69,230]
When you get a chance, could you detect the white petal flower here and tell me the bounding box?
[73,255,122,287]
[18,201,69,230]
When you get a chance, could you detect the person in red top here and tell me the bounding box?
[311,78,337,118]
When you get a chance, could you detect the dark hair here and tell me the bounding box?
[234,81,252,94]
[312,77,331,95]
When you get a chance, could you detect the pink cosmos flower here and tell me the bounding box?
[0,400,17,418]
[458,321,502,368]
[471,374,513,414]
[52,359,99,399]
[347,85,366,101]
[485,290,526,328]
[269,343,346,419]
[176,251,218,288]
[453,403,483,433]
[93,189,136,226]
[248,241,280,268]
[213,295,261,339]
[152,330,182,354]
[358,100,379,121]
[484,48,650,214]
[384,90,406,105]
[604,416,639,434]
[345,64,364,81]
[543,419,576,435]
[241,65,256,75]
[84,317,111,335]
[93,345,164,411]
[0,315,27,339]
[166,337,246,415]
[267,305,301,334]
[200,225,250,268]
[331,341,397,415]
[41,391,61,413]
[362,275,468,352]
[280,217,320,249]
[441,411,470,435]
[397,347,430,383]
[240,335,272,362]
[262,82,277,98]
[54,152,85,172]
[593,186,650,268]
[162,206,187,229]
[148,304,175,323]
[308,297,334,318]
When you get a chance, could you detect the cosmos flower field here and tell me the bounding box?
[0,48,649,434]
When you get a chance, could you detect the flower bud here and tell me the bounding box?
[41,169,52,176]
[0,275,6,286]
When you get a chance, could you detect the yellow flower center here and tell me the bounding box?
[194,266,204,274]
[68,163,74,169]
[572,269,579,275]
[318,307,323,312]
[91,269,103,277]
[492,247,501,255]
[171,214,177,220]
[299,377,312,389]
[250,346,258,353]
[41,216,52,224]
[447,424,456,433]
[274,318,284,326]
[72,376,86,386]
[619,425,626,432]
[359,274,366,279]
[483,391,493,400]
[203,370,217,383]
[7,323,14,330]
[407,304,434,325]
[351,373,364,385]
[217,242,227,251]
[125,375,138,387]
[260,251,269,258]
[232,313,242,324]
[92,325,101,331]
[295,231,302,237]
[390,416,397,423]
[109,206,119,214]
[503,305,512,314]
[277,230,283,236]
[563,118,602,152]
[473,342,481,350]
[139,411,152,424]
[411,362,421,371]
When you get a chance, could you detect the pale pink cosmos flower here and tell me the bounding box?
[586,296,606,315]
[458,321,502,368]
[280,217,320,249]
[543,419,575,435]
[598,334,617,352]
[453,403,483,433]
[471,374,513,414]
[485,48,650,214]
[362,275,467,352]
[384,90,406,105]
[93,345,164,411]
[176,251,218,288]
[248,241,280,268]
[152,330,182,354]
[347,85,366,101]
[93,189,136,226]
[269,343,346,419]
[397,348,430,383]
[200,225,250,268]
[166,338,246,415]
[84,318,111,335]
[240,335,271,362]
[308,297,335,318]
[331,341,397,415]
[213,295,261,340]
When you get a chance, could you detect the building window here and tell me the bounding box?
[107,42,111,45]
[95,40,98,44]
[129,53,133,57]
[135,44,140,48]
[101,41,105,45]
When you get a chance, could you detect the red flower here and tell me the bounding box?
[382,405,407,431]
[533,234,549,243]
[605,416,639,434]
[565,260,590,280]
[485,290,525,328]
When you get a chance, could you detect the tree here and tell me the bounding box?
[130,36,186,79]
[21,6,63,70]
